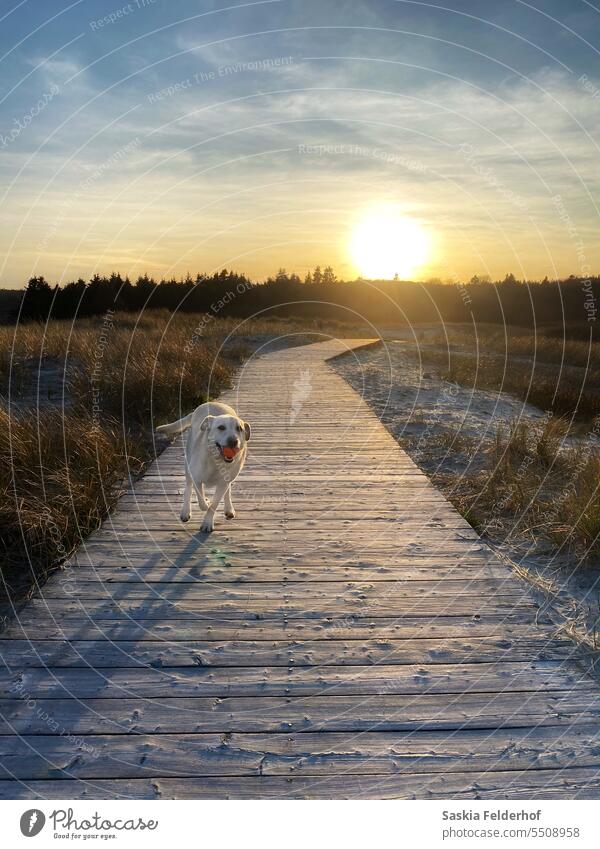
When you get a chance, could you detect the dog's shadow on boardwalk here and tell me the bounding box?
[90,527,243,612]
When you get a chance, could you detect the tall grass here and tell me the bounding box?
[416,326,600,422]
[440,415,600,561]
[0,407,140,601]
[436,325,598,369]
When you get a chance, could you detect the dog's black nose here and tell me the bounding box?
[226,436,239,448]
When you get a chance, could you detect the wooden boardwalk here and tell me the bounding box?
[1,338,600,799]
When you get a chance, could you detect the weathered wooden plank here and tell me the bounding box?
[1,725,600,781]
[52,563,513,583]
[5,767,597,800]
[2,616,555,642]
[0,661,589,699]
[87,530,481,544]
[138,474,435,483]
[17,596,541,619]
[112,497,466,510]
[3,692,600,735]
[113,501,467,517]
[81,526,481,541]
[77,540,482,557]
[0,637,577,669]
[37,579,530,600]
[102,516,474,538]
[129,471,431,481]
[72,544,493,562]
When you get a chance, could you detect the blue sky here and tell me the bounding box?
[1,0,599,284]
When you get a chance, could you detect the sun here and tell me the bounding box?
[349,208,431,279]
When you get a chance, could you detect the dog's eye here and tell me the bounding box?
[217,425,226,431]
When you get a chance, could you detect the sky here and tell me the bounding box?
[0,0,599,286]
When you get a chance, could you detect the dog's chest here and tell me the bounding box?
[202,464,224,486]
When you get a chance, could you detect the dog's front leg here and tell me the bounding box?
[224,485,235,519]
[181,473,193,523]
[200,482,228,533]
[194,481,209,510]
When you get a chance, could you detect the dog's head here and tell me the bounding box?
[200,414,251,463]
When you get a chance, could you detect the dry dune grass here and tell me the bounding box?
[0,310,354,611]
[0,310,281,418]
[433,324,598,369]
[425,329,600,557]
[440,415,600,561]
[418,326,600,421]
[0,407,138,602]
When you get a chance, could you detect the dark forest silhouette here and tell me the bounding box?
[9,268,600,331]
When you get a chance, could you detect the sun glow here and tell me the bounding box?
[350,209,431,279]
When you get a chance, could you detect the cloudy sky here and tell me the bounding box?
[1,0,599,285]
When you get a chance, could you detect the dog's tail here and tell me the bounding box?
[156,412,194,437]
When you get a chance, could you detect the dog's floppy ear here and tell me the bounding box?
[199,415,213,433]
[243,421,251,442]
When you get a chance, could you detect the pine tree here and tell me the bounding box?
[323,266,336,284]
[22,276,53,319]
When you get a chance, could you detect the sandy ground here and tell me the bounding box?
[333,334,600,664]
[335,335,550,473]
[0,357,71,410]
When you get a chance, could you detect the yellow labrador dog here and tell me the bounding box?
[156,401,251,533]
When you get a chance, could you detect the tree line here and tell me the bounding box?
[11,268,600,330]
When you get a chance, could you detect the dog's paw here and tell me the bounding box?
[225,510,235,520]
[180,511,191,523]
[200,520,214,534]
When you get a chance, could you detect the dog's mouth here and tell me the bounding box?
[217,443,240,463]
